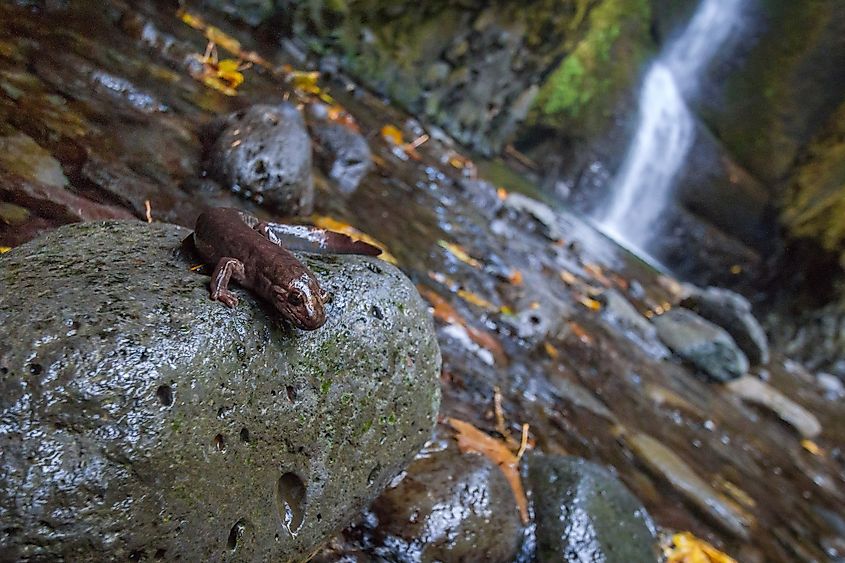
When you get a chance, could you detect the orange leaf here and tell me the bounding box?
[568,321,594,346]
[380,124,404,146]
[583,262,612,287]
[447,418,529,523]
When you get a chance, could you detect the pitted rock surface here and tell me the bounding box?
[0,220,440,562]
[204,103,314,215]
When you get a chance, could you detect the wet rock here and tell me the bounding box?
[0,220,440,561]
[624,432,753,540]
[525,453,658,562]
[599,289,670,360]
[364,444,523,562]
[682,286,769,365]
[501,193,561,240]
[457,178,502,219]
[817,372,845,399]
[0,131,68,188]
[308,107,372,194]
[726,376,821,439]
[204,103,314,215]
[653,308,749,382]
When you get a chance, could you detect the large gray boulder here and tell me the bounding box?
[653,308,749,382]
[681,286,769,365]
[205,103,315,215]
[0,220,441,561]
[524,454,657,563]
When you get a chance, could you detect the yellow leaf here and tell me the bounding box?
[730,264,742,274]
[0,246,11,254]
[663,531,737,563]
[801,439,823,456]
[576,294,602,311]
[456,289,496,311]
[543,341,559,359]
[437,240,482,268]
[447,418,529,523]
[380,124,404,146]
[290,70,322,96]
[176,7,205,29]
[205,26,242,56]
[310,215,397,265]
[497,187,509,200]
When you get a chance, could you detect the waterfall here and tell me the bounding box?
[595,0,745,263]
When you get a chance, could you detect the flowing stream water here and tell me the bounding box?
[595,0,745,264]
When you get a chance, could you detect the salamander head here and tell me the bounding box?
[271,273,326,330]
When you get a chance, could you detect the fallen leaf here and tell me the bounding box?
[437,240,482,268]
[0,246,11,254]
[662,531,737,563]
[418,286,507,365]
[568,321,594,346]
[576,294,602,311]
[583,262,612,287]
[508,269,523,285]
[380,124,404,146]
[310,215,397,265]
[447,417,529,523]
[801,439,824,456]
[205,26,242,57]
[543,341,559,359]
[497,187,509,200]
[456,288,497,311]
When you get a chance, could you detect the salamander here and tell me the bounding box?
[191,207,381,330]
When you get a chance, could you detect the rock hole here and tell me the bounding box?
[239,427,250,443]
[371,305,384,320]
[213,433,226,452]
[254,160,267,175]
[286,385,297,402]
[316,513,322,522]
[156,385,173,407]
[217,407,227,419]
[0,367,7,375]
[529,315,541,325]
[367,464,381,486]
[227,518,249,551]
[28,363,43,375]
[153,549,166,559]
[275,472,306,536]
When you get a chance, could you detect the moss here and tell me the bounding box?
[530,0,653,134]
[781,102,845,264]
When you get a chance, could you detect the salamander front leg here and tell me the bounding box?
[210,257,245,308]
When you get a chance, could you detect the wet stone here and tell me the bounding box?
[524,453,658,563]
[599,288,669,360]
[0,220,440,561]
[204,103,314,214]
[308,106,373,194]
[364,444,523,563]
[653,307,749,382]
[682,286,769,365]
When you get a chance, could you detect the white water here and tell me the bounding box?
[596,0,745,261]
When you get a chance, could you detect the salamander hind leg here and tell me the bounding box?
[210,257,245,308]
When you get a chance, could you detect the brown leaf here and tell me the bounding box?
[446,418,529,523]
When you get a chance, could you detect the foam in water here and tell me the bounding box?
[595,0,745,263]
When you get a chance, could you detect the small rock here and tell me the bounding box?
[653,308,749,382]
[501,193,561,240]
[624,431,752,539]
[364,444,523,563]
[308,108,372,194]
[727,375,822,438]
[817,372,845,399]
[682,286,769,365]
[0,220,440,561]
[0,131,68,188]
[204,103,314,214]
[600,289,669,359]
[524,453,658,562]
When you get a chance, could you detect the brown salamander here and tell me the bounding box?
[192,207,381,330]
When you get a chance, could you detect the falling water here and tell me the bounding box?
[596,0,745,262]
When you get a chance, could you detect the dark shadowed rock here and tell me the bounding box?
[682,286,769,365]
[653,308,749,382]
[204,103,314,215]
[525,453,657,563]
[308,106,372,194]
[363,442,523,563]
[0,220,440,562]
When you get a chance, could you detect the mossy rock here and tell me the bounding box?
[0,220,441,561]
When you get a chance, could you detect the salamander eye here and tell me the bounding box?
[287,290,304,306]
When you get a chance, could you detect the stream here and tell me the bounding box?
[0,1,844,562]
